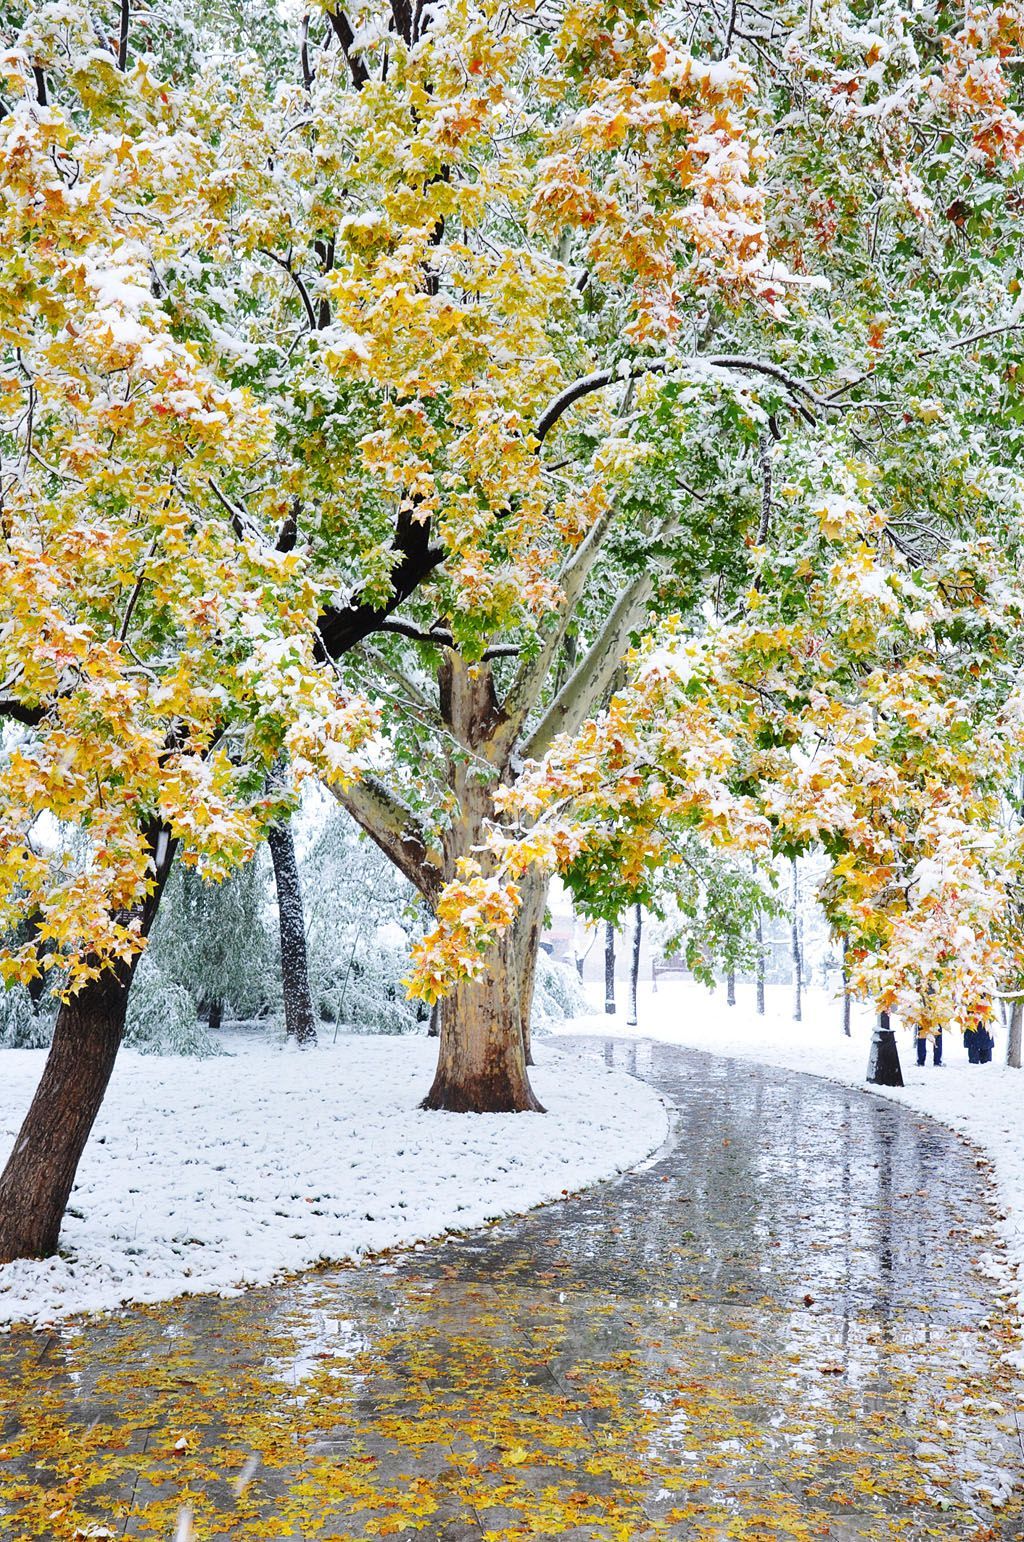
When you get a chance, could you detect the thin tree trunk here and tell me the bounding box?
[1008,999,1023,1069]
[604,919,616,1014]
[791,858,802,1023]
[726,968,736,1007]
[755,912,765,1016]
[514,870,548,1066]
[627,904,641,1026]
[208,998,223,1032]
[841,936,851,1037]
[267,817,318,1046]
[0,823,176,1264]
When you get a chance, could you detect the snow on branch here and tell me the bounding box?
[534,354,823,445]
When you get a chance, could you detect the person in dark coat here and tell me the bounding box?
[964,1022,994,1063]
[916,1027,942,1067]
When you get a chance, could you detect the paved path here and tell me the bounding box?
[1,1038,1022,1540]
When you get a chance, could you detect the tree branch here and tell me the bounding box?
[374,618,517,658]
[535,354,822,445]
[325,8,370,88]
[389,0,414,42]
[258,248,318,332]
[300,13,315,90]
[0,698,44,726]
[524,571,654,760]
[317,509,445,660]
[495,494,621,755]
[116,0,130,70]
[329,774,443,903]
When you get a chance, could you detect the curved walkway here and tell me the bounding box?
[1,1038,1022,1540]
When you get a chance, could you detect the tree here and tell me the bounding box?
[400,0,1024,1050]
[4,0,1024,1257]
[604,920,617,1017]
[1007,1000,1023,1069]
[146,855,272,1029]
[790,860,803,1025]
[266,816,318,1046]
[0,7,381,1261]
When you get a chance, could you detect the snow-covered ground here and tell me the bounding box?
[0,1032,668,1328]
[557,980,1024,1329]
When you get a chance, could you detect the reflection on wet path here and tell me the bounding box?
[1,1038,1021,1539]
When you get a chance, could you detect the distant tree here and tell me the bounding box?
[627,906,642,1027]
[146,857,273,1027]
[267,816,318,1046]
[791,860,802,1025]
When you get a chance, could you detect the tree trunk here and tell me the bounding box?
[627,904,641,1026]
[755,912,765,1016]
[604,919,616,1014]
[0,823,176,1264]
[726,968,736,1007]
[422,654,542,1112]
[267,817,318,1046]
[1008,999,1023,1069]
[513,870,548,1067]
[422,929,544,1112]
[841,936,851,1037]
[208,998,223,1032]
[791,858,802,1023]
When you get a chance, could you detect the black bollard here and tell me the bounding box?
[867,1010,904,1087]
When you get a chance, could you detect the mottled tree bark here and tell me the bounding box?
[841,936,852,1038]
[421,656,542,1113]
[514,869,548,1067]
[267,817,318,1046]
[627,904,642,1027]
[0,823,176,1264]
[1007,999,1022,1069]
[604,920,616,1015]
[726,968,736,1007]
[755,912,765,1016]
[791,859,802,1024]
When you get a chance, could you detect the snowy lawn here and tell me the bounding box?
[0,1032,668,1328]
[558,981,1024,1330]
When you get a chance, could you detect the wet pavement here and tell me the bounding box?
[1,1037,1022,1540]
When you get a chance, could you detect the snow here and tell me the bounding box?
[0,1032,668,1329]
[555,981,1024,1341]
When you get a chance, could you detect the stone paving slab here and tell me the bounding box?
[0,1037,1022,1539]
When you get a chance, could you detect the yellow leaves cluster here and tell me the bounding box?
[936,3,1024,164]
[406,862,521,1004]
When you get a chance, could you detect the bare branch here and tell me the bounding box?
[496,493,620,753]
[117,0,130,70]
[524,571,654,760]
[258,248,318,332]
[325,8,370,88]
[535,353,821,444]
[300,13,315,90]
[330,774,443,902]
[757,433,772,545]
[0,698,44,726]
[375,618,517,659]
[118,540,156,642]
